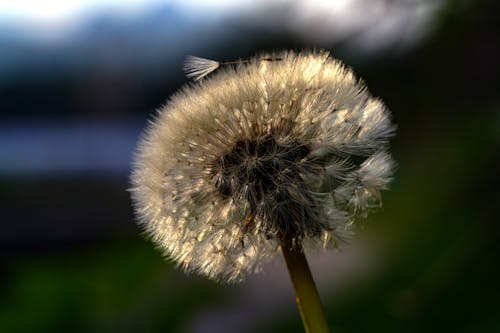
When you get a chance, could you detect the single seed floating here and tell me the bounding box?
[130,50,395,283]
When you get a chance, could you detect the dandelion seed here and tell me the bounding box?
[130,50,395,283]
[183,55,220,81]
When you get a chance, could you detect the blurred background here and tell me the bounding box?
[1,0,499,332]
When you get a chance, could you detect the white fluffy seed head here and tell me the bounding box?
[130,50,396,283]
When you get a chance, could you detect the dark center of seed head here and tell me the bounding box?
[210,135,315,240]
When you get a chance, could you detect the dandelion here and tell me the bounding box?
[131,50,395,332]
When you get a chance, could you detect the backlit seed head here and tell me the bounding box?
[130,50,395,282]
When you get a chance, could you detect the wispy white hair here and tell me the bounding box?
[131,50,395,282]
[183,55,220,81]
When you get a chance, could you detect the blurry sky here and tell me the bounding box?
[0,0,442,70]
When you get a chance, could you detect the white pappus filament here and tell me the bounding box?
[183,55,220,81]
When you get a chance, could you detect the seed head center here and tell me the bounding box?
[209,134,313,239]
[211,136,309,199]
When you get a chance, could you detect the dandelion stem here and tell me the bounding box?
[281,238,330,333]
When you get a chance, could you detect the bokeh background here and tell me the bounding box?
[1,0,499,332]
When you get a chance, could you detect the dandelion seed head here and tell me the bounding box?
[131,50,395,282]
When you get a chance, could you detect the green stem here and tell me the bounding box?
[281,238,330,333]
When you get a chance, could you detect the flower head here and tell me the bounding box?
[130,50,395,282]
